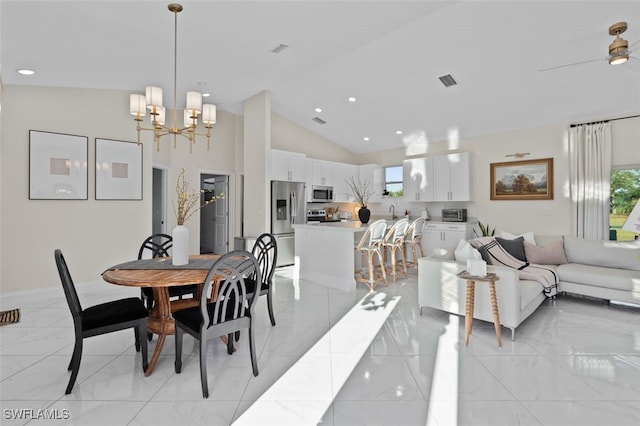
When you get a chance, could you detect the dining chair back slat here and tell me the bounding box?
[174,250,261,398]
[250,233,278,326]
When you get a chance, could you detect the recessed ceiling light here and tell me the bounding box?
[395,130,403,135]
[202,93,211,97]
[363,137,370,141]
[315,107,322,113]
[17,69,35,76]
[348,96,357,102]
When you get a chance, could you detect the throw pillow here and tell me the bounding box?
[524,240,567,265]
[454,239,481,262]
[495,236,526,261]
[500,230,536,245]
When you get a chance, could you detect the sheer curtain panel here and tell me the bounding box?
[568,122,612,240]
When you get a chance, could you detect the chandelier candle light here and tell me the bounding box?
[129,3,216,153]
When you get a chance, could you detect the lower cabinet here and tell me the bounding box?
[422,222,475,257]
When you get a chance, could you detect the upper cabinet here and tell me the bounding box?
[403,152,472,202]
[333,162,359,202]
[358,164,384,203]
[433,152,472,201]
[310,159,333,186]
[403,157,434,202]
[271,149,306,182]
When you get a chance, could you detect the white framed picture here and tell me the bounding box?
[95,138,142,200]
[29,130,88,200]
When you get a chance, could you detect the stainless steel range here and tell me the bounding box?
[306,209,341,223]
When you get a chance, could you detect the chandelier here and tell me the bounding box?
[129,3,216,152]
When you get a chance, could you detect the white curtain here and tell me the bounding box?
[568,122,612,240]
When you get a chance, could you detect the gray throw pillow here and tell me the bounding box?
[495,236,526,261]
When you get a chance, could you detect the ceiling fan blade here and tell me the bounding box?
[538,58,603,72]
[629,38,640,50]
[623,56,640,71]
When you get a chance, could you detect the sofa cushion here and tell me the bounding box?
[534,235,564,248]
[500,230,536,245]
[524,240,568,265]
[556,263,640,292]
[496,236,526,261]
[563,236,640,272]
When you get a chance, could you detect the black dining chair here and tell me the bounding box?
[248,233,278,326]
[173,250,260,398]
[138,234,198,312]
[54,249,148,394]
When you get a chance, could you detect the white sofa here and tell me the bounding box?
[418,257,547,341]
[557,235,640,305]
[418,235,640,340]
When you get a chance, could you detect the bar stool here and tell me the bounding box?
[383,218,409,282]
[355,219,388,291]
[404,217,426,271]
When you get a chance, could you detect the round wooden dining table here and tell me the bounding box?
[102,254,220,376]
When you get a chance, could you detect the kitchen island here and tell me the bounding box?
[293,221,369,291]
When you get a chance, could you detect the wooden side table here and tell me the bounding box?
[457,271,502,347]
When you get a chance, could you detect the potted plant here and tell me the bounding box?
[172,167,224,265]
[346,176,371,223]
[474,221,496,238]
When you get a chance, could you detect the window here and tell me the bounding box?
[385,165,403,197]
[610,166,640,241]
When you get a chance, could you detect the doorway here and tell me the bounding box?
[152,166,168,235]
[200,173,229,254]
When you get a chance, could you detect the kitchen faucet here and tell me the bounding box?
[389,204,397,219]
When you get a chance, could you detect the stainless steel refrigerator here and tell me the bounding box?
[271,180,306,267]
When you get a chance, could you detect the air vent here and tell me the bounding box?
[312,117,327,125]
[439,74,458,87]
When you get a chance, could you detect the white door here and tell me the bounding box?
[214,176,229,254]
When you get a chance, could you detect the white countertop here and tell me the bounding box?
[293,221,369,232]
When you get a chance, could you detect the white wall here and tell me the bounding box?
[356,117,640,236]
[0,85,238,293]
[1,86,152,293]
[272,112,357,164]
[243,91,271,237]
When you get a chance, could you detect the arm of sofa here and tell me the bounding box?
[418,257,524,330]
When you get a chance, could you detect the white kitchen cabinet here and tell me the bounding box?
[332,162,358,202]
[422,222,475,257]
[403,157,434,202]
[271,149,306,182]
[433,152,471,201]
[358,164,384,203]
[310,159,333,187]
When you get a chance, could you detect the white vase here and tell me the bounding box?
[172,225,189,266]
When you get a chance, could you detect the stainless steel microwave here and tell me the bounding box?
[311,185,333,202]
[442,208,467,222]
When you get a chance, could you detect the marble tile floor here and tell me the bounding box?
[1,266,640,426]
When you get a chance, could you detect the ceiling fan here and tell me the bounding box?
[539,21,639,72]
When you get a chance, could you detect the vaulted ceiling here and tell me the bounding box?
[3,1,639,154]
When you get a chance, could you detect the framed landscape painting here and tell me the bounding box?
[490,157,553,200]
